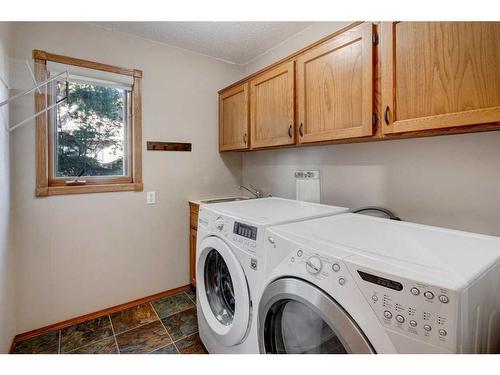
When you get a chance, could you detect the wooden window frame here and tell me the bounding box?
[33,50,143,197]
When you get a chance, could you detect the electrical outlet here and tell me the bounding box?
[146,191,156,205]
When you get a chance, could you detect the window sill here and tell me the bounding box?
[36,182,143,197]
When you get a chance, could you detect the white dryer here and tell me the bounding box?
[259,213,500,354]
[195,198,348,353]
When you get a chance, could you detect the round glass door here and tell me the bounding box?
[197,236,251,346]
[259,278,374,354]
[264,299,347,354]
[204,249,235,326]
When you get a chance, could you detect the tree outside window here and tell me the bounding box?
[55,80,130,178]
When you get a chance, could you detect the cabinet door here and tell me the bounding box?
[250,61,295,148]
[190,228,197,287]
[219,83,249,151]
[296,22,374,143]
[188,202,199,287]
[381,22,500,134]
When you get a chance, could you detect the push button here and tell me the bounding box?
[423,324,432,332]
[383,310,393,319]
[409,320,417,327]
[439,329,447,337]
[371,294,378,302]
[297,250,303,257]
[438,295,449,304]
[396,315,405,323]
[250,258,257,270]
[424,291,434,299]
[338,277,346,286]
[410,287,420,296]
[332,263,340,272]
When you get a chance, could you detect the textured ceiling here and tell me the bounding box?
[91,22,314,65]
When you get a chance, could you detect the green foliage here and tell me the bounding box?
[56,81,126,177]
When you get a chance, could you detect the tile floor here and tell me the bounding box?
[12,288,208,354]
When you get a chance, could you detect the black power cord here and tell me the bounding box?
[351,206,402,221]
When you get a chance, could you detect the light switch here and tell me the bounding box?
[146,191,156,205]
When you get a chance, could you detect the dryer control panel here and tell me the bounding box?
[349,264,459,352]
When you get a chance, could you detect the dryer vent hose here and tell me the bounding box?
[351,206,402,221]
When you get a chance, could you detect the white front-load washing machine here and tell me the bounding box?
[259,213,500,354]
[195,198,348,353]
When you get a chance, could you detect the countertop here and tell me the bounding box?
[188,195,252,206]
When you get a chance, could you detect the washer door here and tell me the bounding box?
[197,236,251,347]
[259,278,374,354]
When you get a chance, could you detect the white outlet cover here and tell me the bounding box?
[146,191,156,205]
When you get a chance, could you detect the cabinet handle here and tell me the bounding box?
[243,133,247,143]
[288,124,292,138]
[299,123,304,137]
[384,106,390,125]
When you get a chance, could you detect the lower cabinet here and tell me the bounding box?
[189,202,199,287]
[190,227,197,287]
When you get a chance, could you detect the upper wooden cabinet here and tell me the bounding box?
[219,83,249,151]
[250,61,295,148]
[296,22,374,143]
[218,22,500,152]
[381,22,500,134]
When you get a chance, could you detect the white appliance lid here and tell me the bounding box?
[207,197,348,225]
[269,213,500,286]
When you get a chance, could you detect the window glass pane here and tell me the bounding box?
[54,79,129,178]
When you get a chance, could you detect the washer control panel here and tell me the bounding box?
[200,209,258,254]
[352,266,458,351]
[233,221,257,240]
[229,219,258,253]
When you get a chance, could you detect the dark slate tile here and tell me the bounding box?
[67,337,118,354]
[151,292,195,319]
[149,344,179,354]
[60,316,113,353]
[110,303,158,334]
[161,307,198,341]
[12,331,59,354]
[175,333,208,354]
[116,320,171,354]
[185,289,196,303]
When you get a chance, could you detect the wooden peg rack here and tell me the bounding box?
[147,142,192,152]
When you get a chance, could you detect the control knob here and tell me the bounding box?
[215,217,224,231]
[306,256,323,275]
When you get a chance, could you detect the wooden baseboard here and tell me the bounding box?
[10,284,192,352]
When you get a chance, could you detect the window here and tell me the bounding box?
[53,79,130,179]
[33,50,142,196]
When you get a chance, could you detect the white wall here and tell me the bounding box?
[241,23,500,236]
[10,22,244,333]
[0,22,16,352]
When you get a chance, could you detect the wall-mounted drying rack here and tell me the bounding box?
[0,57,69,132]
[0,73,9,91]
[0,70,69,132]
